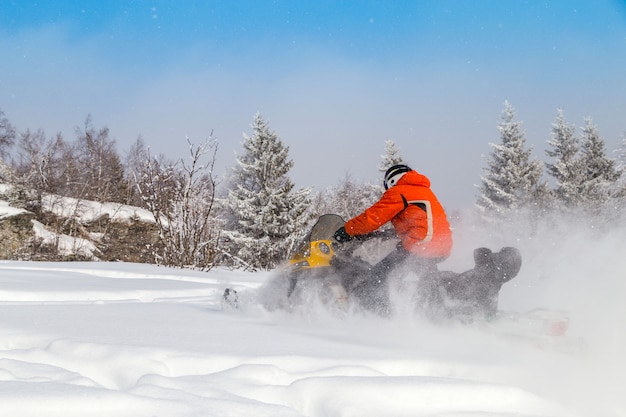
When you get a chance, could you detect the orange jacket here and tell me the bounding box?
[344,170,453,259]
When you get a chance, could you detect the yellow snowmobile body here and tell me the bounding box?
[288,239,335,270]
[287,214,345,272]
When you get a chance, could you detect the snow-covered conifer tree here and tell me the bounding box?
[476,101,546,221]
[576,117,620,209]
[545,109,581,209]
[616,132,626,169]
[614,132,626,199]
[222,113,311,270]
[379,139,404,173]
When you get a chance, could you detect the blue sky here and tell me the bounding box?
[2,1,626,209]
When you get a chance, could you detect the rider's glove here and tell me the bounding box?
[333,226,352,243]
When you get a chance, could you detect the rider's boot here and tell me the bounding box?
[492,247,522,283]
[473,247,522,283]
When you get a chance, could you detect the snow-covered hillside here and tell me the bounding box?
[0,185,159,262]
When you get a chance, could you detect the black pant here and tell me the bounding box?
[352,245,440,315]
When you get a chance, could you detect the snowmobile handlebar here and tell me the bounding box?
[332,228,398,258]
[351,228,397,242]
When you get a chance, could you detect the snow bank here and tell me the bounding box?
[1,186,159,260]
[0,200,29,220]
[41,194,155,224]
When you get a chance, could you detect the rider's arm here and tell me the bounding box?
[344,189,404,236]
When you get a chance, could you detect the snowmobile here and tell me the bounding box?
[268,214,581,351]
[280,214,521,318]
[223,214,581,351]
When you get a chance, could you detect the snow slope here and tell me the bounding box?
[1,192,624,416]
[0,258,623,417]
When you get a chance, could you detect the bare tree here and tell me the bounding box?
[13,130,67,192]
[72,115,127,203]
[123,136,148,207]
[0,109,17,186]
[5,129,61,211]
[134,137,221,269]
[310,173,382,221]
[0,109,16,161]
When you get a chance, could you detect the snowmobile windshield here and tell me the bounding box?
[292,214,345,257]
[309,214,345,241]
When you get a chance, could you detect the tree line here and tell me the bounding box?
[477,101,626,234]
[0,111,386,270]
[1,104,625,270]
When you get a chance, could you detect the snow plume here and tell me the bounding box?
[247,219,624,414]
[448,207,626,415]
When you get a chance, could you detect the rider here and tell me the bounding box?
[332,164,453,314]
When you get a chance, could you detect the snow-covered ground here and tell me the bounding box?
[0,253,624,417]
[1,193,624,416]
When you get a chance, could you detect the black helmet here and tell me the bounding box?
[384,164,411,189]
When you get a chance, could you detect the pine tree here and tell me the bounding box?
[222,113,311,270]
[379,139,404,173]
[617,132,626,170]
[476,101,546,221]
[614,132,626,199]
[545,109,580,209]
[576,117,620,208]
